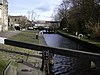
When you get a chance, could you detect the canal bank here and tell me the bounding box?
[57,30,100,51]
[57,30,100,73]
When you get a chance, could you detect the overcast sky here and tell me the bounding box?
[8,0,62,20]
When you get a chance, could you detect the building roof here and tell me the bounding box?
[9,16,27,19]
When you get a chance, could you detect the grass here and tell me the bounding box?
[80,37,100,47]
[59,30,100,47]
[0,44,36,55]
[9,30,39,44]
[12,61,18,67]
[0,30,46,56]
[0,60,9,75]
[9,30,47,45]
[0,30,46,58]
[75,35,100,47]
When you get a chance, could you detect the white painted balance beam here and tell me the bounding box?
[0,37,7,44]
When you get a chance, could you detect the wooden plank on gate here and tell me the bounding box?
[4,39,100,60]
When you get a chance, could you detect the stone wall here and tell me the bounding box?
[0,0,8,32]
[8,16,27,27]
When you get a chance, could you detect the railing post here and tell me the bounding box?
[41,50,53,75]
[40,51,45,71]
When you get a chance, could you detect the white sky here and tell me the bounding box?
[8,0,62,20]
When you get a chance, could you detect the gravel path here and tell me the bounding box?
[0,31,21,38]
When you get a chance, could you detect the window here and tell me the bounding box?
[15,18,16,21]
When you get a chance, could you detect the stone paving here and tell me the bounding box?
[17,63,45,75]
[0,31,21,38]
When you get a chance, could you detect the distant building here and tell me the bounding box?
[34,20,60,28]
[45,21,60,27]
[0,0,8,31]
[8,16,28,29]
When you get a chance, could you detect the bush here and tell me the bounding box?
[95,27,100,40]
[37,26,44,31]
[0,60,8,75]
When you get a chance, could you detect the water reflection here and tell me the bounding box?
[43,34,90,75]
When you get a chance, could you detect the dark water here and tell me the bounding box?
[43,34,90,75]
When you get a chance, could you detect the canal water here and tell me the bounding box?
[43,34,90,75]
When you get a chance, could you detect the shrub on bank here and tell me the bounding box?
[0,60,8,75]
